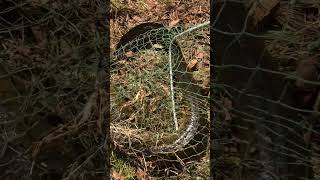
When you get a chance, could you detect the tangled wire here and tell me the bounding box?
[111,22,210,177]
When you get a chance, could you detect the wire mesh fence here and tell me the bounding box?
[111,22,210,178]
[212,0,320,180]
[0,1,108,179]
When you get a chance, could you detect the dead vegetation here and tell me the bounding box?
[214,1,320,180]
[110,0,210,179]
[0,0,107,179]
[1,0,318,179]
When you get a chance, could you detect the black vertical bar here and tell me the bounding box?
[210,1,223,179]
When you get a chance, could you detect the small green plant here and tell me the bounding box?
[111,152,136,179]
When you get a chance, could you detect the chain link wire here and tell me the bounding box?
[0,1,107,179]
[212,0,320,180]
[111,22,210,178]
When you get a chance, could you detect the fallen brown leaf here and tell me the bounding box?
[250,0,280,26]
[187,59,198,71]
[169,19,180,27]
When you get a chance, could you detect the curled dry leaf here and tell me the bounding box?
[169,19,180,27]
[249,0,280,26]
[119,89,142,111]
[187,59,198,71]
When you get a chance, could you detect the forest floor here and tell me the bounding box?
[110,0,210,179]
[110,0,320,179]
[1,0,318,180]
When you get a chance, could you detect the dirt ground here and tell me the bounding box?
[111,0,209,50]
[110,0,210,179]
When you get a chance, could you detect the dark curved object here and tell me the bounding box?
[113,22,199,91]
[112,22,209,177]
[112,22,166,70]
[116,22,165,51]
